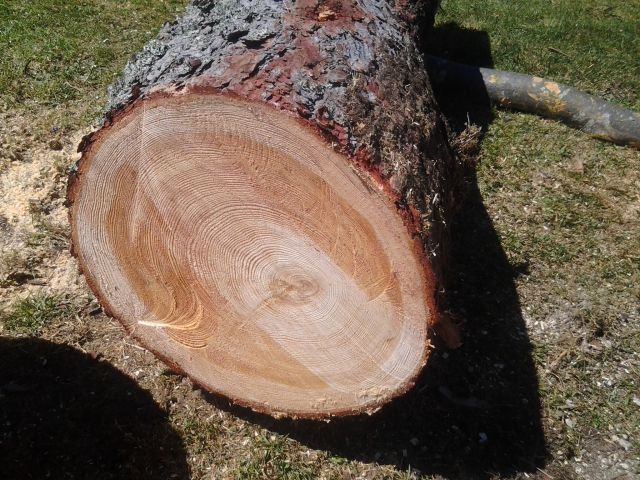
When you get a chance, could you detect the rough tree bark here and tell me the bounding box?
[67,0,461,418]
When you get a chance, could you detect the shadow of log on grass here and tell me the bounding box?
[0,337,189,480]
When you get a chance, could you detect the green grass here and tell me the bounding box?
[1,293,74,335]
[433,0,640,472]
[435,0,640,109]
[237,434,319,480]
[0,0,187,129]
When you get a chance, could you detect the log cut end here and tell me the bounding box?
[69,91,434,417]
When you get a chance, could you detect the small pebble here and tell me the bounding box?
[611,435,632,451]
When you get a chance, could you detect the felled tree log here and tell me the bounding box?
[67,0,460,418]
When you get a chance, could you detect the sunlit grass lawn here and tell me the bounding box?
[434,0,640,470]
[1,0,638,477]
[436,0,640,109]
[0,0,187,128]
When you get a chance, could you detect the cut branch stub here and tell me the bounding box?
[68,0,458,418]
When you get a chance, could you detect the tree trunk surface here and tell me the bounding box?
[67,0,460,419]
